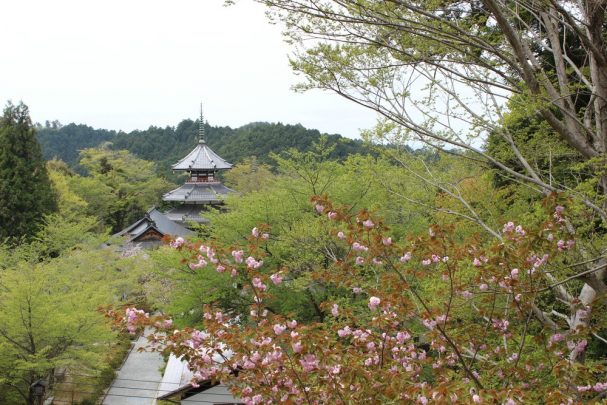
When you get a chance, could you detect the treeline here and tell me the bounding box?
[36,120,371,173]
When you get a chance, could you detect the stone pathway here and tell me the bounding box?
[103,328,164,405]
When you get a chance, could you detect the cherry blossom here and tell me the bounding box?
[368,296,381,310]
[270,273,283,285]
[245,256,263,269]
[352,242,368,251]
[232,250,244,263]
[400,252,412,263]
[170,236,185,248]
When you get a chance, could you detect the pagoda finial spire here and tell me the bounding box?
[198,103,206,144]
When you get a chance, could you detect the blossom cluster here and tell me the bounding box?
[106,197,596,404]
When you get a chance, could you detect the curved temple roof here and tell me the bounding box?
[172,140,232,171]
[162,182,234,204]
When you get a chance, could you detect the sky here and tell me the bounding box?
[1,0,377,138]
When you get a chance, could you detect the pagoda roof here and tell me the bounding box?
[172,140,232,171]
[114,207,193,242]
[164,205,210,224]
[162,182,234,204]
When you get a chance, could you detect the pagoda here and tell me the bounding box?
[163,106,234,225]
[113,106,234,246]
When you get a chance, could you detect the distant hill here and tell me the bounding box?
[37,123,117,168]
[37,120,371,174]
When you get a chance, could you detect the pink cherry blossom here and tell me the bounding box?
[460,290,473,299]
[421,259,431,266]
[337,231,345,240]
[352,287,362,294]
[400,252,412,263]
[189,256,208,270]
[328,364,341,374]
[355,256,365,265]
[338,326,352,337]
[352,242,368,251]
[230,268,238,277]
[287,320,297,329]
[315,204,324,213]
[251,227,259,237]
[510,268,519,279]
[273,324,286,335]
[382,237,392,246]
[396,331,411,344]
[368,296,381,310]
[502,221,515,233]
[270,273,283,285]
[216,265,225,273]
[232,250,244,263]
[328,211,337,220]
[473,257,482,267]
[331,304,339,317]
[479,283,488,291]
[300,354,319,372]
[363,219,375,228]
[245,256,263,269]
[261,233,269,240]
[252,277,267,291]
[170,236,185,248]
[593,382,607,392]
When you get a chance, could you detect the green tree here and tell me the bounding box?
[0,102,56,241]
[0,234,153,404]
[223,156,274,194]
[70,147,174,233]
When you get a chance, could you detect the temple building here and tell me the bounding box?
[114,106,234,246]
[163,111,233,225]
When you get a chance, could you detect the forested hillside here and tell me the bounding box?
[36,123,117,168]
[37,120,370,173]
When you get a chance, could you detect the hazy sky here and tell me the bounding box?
[1,0,377,138]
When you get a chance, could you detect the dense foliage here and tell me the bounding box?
[7,0,607,403]
[35,123,116,171]
[106,0,607,404]
[37,120,371,176]
[0,102,57,241]
[120,195,603,404]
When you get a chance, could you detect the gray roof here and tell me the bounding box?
[114,208,193,242]
[162,183,234,204]
[172,140,232,171]
[165,205,210,224]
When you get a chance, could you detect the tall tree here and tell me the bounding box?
[250,0,607,362]
[255,0,607,217]
[0,102,56,241]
